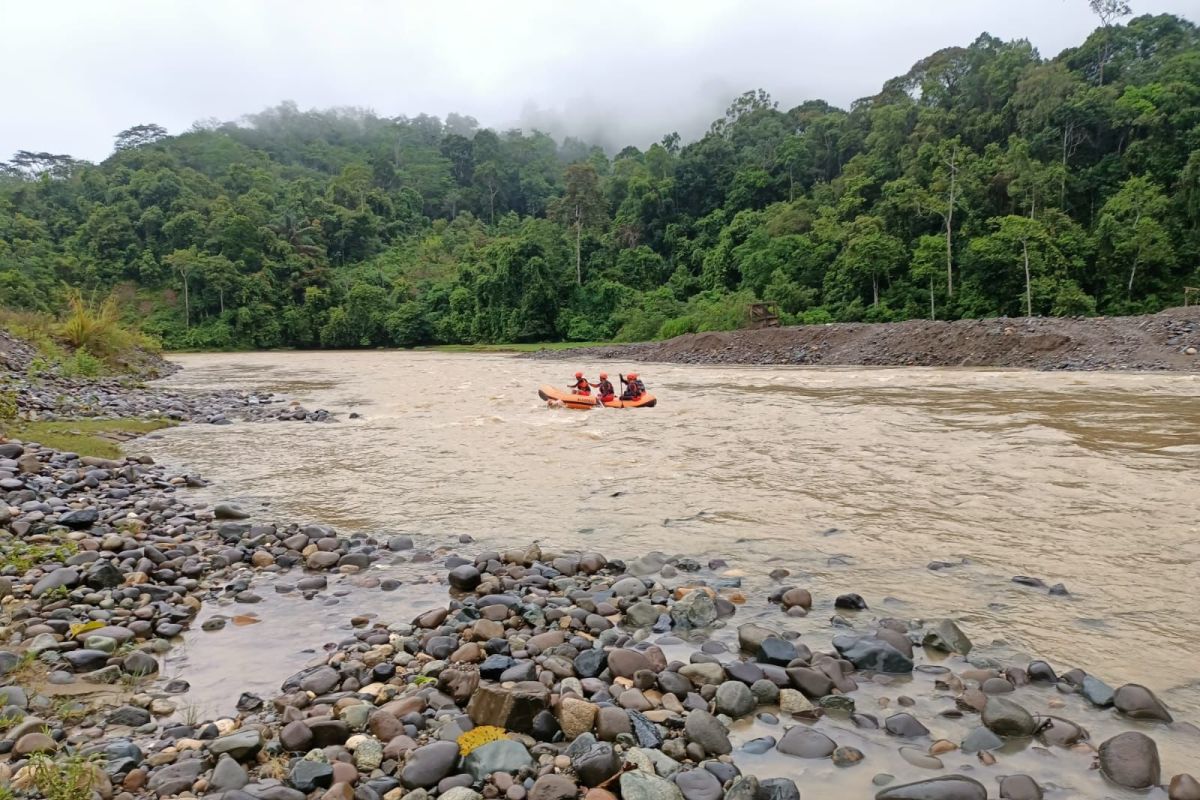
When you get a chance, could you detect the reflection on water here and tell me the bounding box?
[139,352,1200,783]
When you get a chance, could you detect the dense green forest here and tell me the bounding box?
[2,12,1199,350]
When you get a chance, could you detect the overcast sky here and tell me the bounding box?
[3,0,1195,163]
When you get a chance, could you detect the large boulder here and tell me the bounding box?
[467,681,550,734]
[1098,732,1160,790]
[832,634,913,673]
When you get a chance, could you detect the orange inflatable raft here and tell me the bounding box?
[538,385,657,409]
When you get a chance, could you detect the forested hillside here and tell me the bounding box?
[2,12,1198,350]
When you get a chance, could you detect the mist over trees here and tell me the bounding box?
[2,12,1198,349]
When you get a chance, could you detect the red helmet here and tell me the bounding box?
[574,372,583,378]
[599,372,608,379]
[628,372,638,380]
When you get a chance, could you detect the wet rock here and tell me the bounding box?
[981,697,1036,737]
[621,770,684,800]
[885,713,929,738]
[998,775,1042,800]
[448,565,481,591]
[835,593,867,610]
[714,681,755,718]
[672,591,717,629]
[1026,661,1057,683]
[833,635,913,673]
[758,778,800,800]
[898,748,942,770]
[922,620,971,656]
[1169,774,1200,800]
[1080,675,1115,708]
[674,768,722,800]
[1113,683,1172,722]
[832,746,865,767]
[737,624,776,654]
[776,727,836,758]
[874,776,987,800]
[1098,732,1160,790]
[683,710,730,756]
[756,637,797,666]
[401,741,461,789]
[960,727,1003,753]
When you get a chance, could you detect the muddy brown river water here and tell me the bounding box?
[138,351,1200,793]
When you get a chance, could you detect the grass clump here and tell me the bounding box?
[27,753,104,800]
[0,537,77,574]
[4,418,174,459]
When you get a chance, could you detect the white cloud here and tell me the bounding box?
[1,0,1195,161]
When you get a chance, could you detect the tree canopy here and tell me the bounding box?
[2,13,1199,350]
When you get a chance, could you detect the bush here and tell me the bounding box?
[60,349,104,378]
[58,289,133,359]
[800,308,834,325]
[657,316,697,339]
[0,386,17,422]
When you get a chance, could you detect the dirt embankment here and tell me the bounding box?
[529,308,1200,371]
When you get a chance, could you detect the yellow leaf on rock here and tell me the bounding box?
[69,620,104,638]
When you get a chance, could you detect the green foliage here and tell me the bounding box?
[0,537,77,573]
[3,16,1199,346]
[27,753,104,800]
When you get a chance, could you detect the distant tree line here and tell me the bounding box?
[1,10,1198,350]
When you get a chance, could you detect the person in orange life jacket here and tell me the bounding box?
[569,371,591,395]
[594,372,615,403]
[619,372,645,400]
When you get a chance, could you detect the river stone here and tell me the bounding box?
[149,759,205,796]
[1081,675,1115,707]
[714,681,755,718]
[626,602,662,628]
[1169,775,1200,800]
[1098,732,1160,790]
[779,688,812,714]
[448,565,481,591]
[960,726,1003,753]
[467,681,549,733]
[280,720,313,751]
[898,748,942,770]
[885,713,929,738]
[58,507,99,528]
[529,775,577,800]
[608,649,651,678]
[776,727,836,758]
[874,776,987,800]
[621,770,684,800]
[572,742,622,786]
[998,775,1042,800]
[683,710,730,756]
[210,728,263,760]
[833,635,913,673]
[211,755,250,791]
[738,624,776,654]
[982,697,1035,737]
[462,740,533,780]
[922,620,972,655]
[612,577,648,598]
[674,768,722,800]
[574,649,607,679]
[290,760,334,793]
[13,732,57,756]
[835,593,868,610]
[108,705,151,726]
[671,591,717,629]
[401,740,461,789]
[559,697,598,738]
[1113,683,1172,722]
[757,778,800,800]
[679,662,724,686]
[32,567,79,597]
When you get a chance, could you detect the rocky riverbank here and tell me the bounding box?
[527,308,1200,371]
[2,345,1199,800]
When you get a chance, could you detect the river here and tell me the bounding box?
[136,351,1200,789]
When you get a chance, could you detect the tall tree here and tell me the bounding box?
[549,163,606,285]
